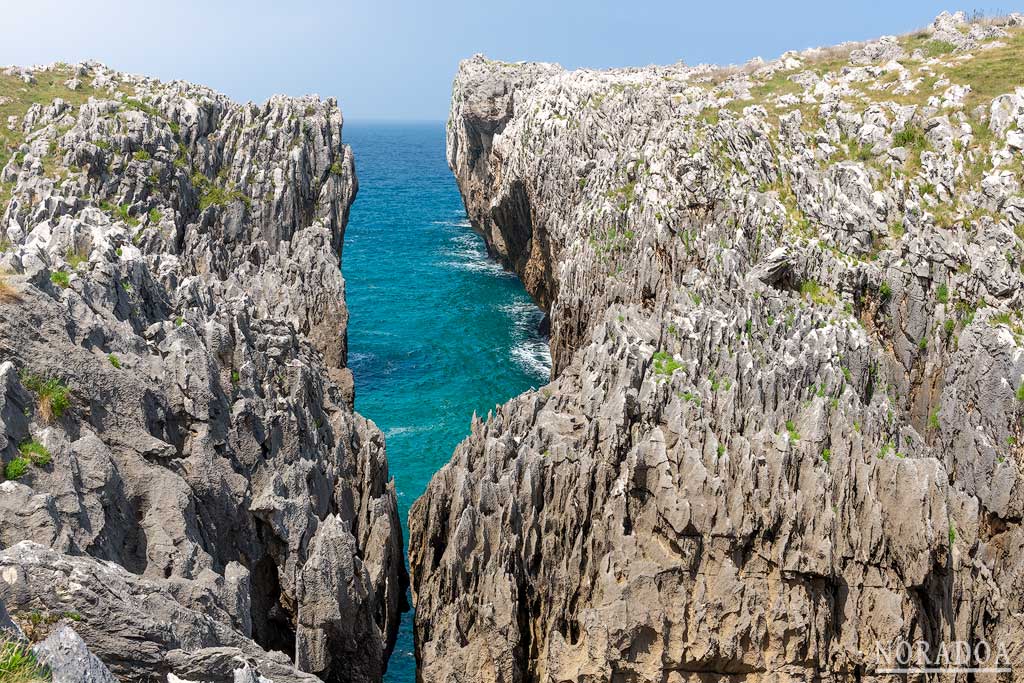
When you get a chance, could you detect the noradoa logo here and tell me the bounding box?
[873,639,1013,675]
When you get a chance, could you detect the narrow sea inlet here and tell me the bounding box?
[342,121,551,681]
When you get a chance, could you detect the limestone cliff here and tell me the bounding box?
[0,61,407,682]
[412,12,1024,682]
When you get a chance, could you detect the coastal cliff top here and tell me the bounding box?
[0,58,406,683]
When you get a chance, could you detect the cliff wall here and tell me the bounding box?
[0,61,406,683]
[412,12,1024,682]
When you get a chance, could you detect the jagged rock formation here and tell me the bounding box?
[0,62,407,682]
[412,12,1024,682]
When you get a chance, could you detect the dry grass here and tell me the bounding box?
[0,273,20,303]
[803,42,858,71]
[966,11,1020,26]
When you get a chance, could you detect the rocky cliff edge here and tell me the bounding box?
[412,12,1024,682]
[0,61,407,683]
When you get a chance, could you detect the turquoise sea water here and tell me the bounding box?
[342,121,551,681]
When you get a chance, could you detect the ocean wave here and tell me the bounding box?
[440,258,513,276]
[430,218,473,229]
[512,340,552,379]
[500,301,546,333]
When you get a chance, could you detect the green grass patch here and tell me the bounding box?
[652,351,683,377]
[192,172,251,211]
[947,28,1024,109]
[4,457,29,480]
[49,270,70,288]
[18,440,50,466]
[0,638,49,681]
[893,123,928,151]
[800,280,836,306]
[65,247,88,270]
[123,97,159,117]
[21,373,71,422]
[115,204,140,227]
[786,419,800,442]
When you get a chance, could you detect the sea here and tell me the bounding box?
[342,121,551,682]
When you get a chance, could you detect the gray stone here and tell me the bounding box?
[32,626,118,683]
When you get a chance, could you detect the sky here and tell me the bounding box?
[1,1,1012,120]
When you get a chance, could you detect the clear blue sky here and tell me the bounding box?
[2,1,1007,120]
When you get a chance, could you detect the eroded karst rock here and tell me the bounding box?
[412,13,1024,682]
[0,61,406,682]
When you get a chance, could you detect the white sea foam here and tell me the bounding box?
[440,233,513,276]
[500,301,551,378]
[440,258,512,276]
[512,340,552,379]
[384,424,431,439]
[430,219,473,229]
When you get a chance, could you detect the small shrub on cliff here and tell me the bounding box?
[132,150,151,162]
[123,97,158,117]
[195,179,250,211]
[329,160,345,176]
[19,440,50,467]
[1016,383,1024,402]
[108,354,121,369]
[936,283,949,304]
[652,351,682,377]
[785,420,800,442]
[4,457,29,480]
[21,373,71,422]
[49,270,70,289]
[115,204,140,227]
[0,638,49,681]
[65,246,89,270]
[799,280,835,306]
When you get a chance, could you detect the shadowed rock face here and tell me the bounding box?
[412,12,1024,683]
[0,61,406,682]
